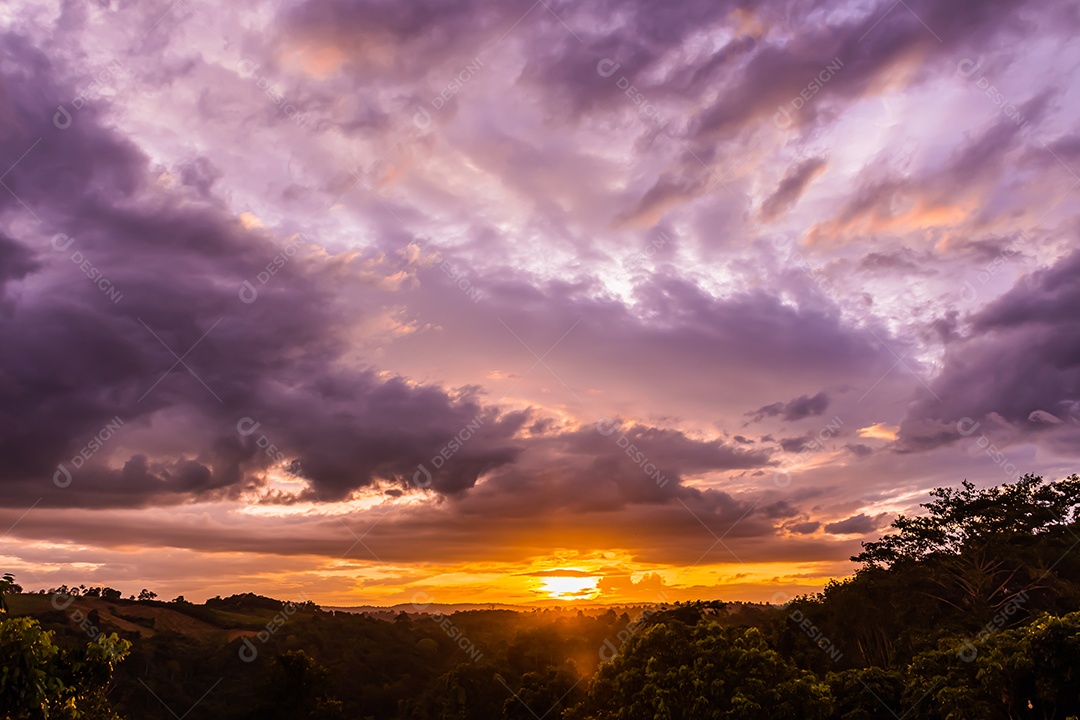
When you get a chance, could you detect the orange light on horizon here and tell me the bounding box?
[538,576,600,600]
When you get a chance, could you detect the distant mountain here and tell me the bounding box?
[324,601,708,615]
[326,602,533,615]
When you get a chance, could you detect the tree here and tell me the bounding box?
[0,616,63,718]
[906,611,1080,720]
[1,572,21,614]
[798,475,1080,668]
[136,589,157,602]
[415,663,503,720]
[0,614,131,719]
[826,667,905,720]
[855,474,1080,575]
[503,667,583,720]
[252,650,344,720]
[571,620,833,720]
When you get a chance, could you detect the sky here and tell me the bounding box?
[0,0,1078,607]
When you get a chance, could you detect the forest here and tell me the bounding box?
[2,474,1079,719]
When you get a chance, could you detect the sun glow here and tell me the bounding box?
[538,576,600,600]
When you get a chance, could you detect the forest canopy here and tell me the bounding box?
[2,474,1079,720]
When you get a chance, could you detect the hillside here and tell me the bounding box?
[3,475,1080,720]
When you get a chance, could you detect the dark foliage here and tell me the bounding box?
[3,474,1078,719]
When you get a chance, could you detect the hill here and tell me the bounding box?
[3,474,1080,720]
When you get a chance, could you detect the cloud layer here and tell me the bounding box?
[0,0,1077,604]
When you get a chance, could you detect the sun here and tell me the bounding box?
[538,576,600,600]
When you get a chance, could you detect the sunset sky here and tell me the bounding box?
[1,0,1079,607]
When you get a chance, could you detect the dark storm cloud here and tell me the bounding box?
[279,0,1063,147]
[0,232,38,291]
[283,0,744,122]
[0,486,842,570]
[899,249,1080,450]
[0,31,802,517]
[823,513,890,535]
[692,0,1052,139]
[410,423,776,521]
[779,436,812,453]
[375,251,902,431]
[750,392,831,423]
[857,249,934,275]
[760,158,826,221]
[761,500,800,519]
[559,423,771,505]
[177,157,223,198]
[2,415,795,568]
[845,443,874,457]
[0,40,526,507]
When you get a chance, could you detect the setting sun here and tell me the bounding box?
[538,576,600,600]
[2,0,1077,716]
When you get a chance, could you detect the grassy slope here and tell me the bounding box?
[4,593,292,641]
